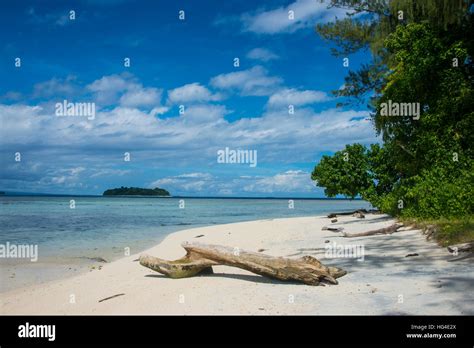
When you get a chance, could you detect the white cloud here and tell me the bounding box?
[149,106,169,116]
[243,170,315,193]
[86,74,134,105]
[210,66,282,96]
[150,172,214,192]
[241,0,348,34]
[0,94,375,164]
[0,104,46,143]
[178,104,230,124]
[87,74,163,108]
[89,169,131,178]
[119,87,162,107]
[69,167,86,176]
[56,14,71,26]
[33,76,79,98]
[50,167,85,185]
[246,48,279,62]
[0,100,375,165]
[176,173,213,179]
[51,176,66,184]
[0,91,23,102]
[87,74,131,94]
[27,7,75,27]
[167,83,221,104]
[151,170,316,195]
[267,88,330,107]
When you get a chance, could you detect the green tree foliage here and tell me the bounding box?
[311,144,372,198]
[312,1,474,219]
[317,0,471,106]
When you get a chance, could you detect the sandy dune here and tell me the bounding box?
[1,214,472,315]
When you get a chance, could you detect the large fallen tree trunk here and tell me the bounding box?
[140,242,347,286]
[327,209,382,219]
[327,209,368,219]
[342,223,404,238]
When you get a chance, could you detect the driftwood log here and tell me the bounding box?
[327,209,368,219]
[140,242,347,286]
[342,223,404,238]
[447,242,474,262]
[447,242,474,254]
[327,209,382,219]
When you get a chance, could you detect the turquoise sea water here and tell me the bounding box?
[0,196,371,291]
[0,196,371,261]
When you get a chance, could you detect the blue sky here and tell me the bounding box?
[0,0,378,197]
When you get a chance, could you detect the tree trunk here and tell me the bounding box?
[447,242,474,262]
[327,209,368,218]
[342,224,404,237]
[140,242,347,286]
[447,242,474,253]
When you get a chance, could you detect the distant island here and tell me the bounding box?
[103,186,170,196]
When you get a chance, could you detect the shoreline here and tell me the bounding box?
[1,214,473,315]
[0,197,372,290]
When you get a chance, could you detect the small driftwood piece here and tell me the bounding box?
[322,226,344,232]
[140,242,346,286]
[342,223,404,238]
[98,293,125,303]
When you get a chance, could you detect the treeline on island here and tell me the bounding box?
[103,187,170,196]
[311,0,473,245]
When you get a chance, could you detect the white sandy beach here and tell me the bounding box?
[1,213,473,315]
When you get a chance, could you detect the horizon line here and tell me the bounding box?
[0,191,363,200]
